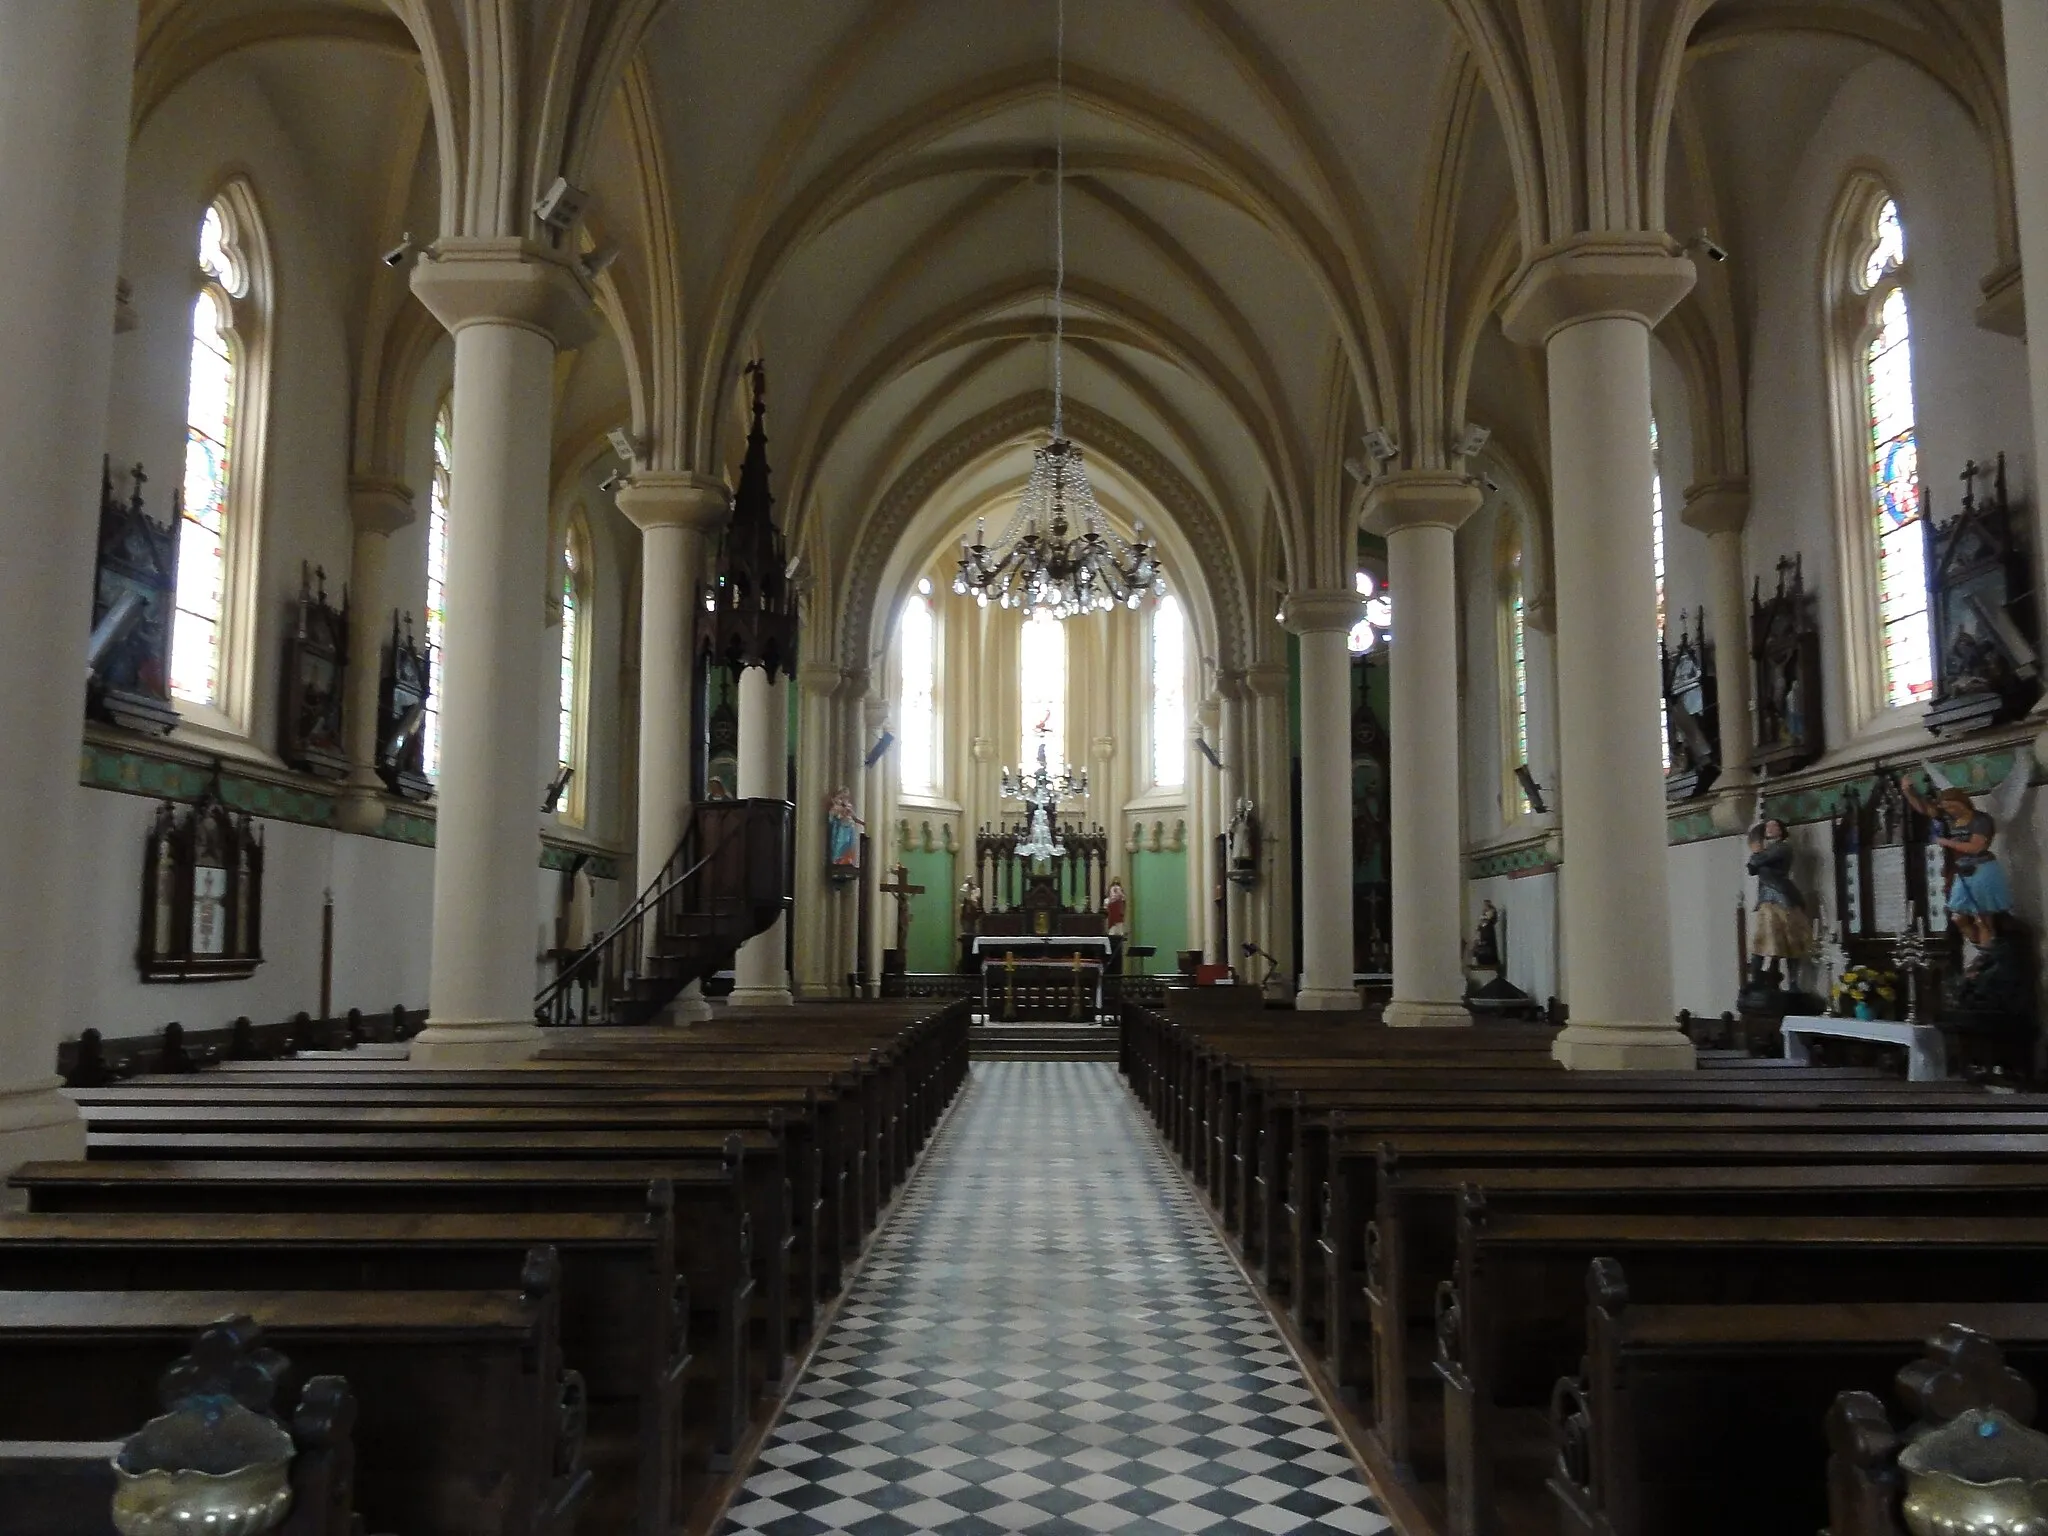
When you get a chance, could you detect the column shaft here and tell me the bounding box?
[1246,667,1294,979]
[732,665,793,1004]
[413,320,556,1058]
[794,665,844,1000]
[339,481,413,833]
[1703,529,1755,776]
[2003,0,2048,609]
[1546,316,1689,1066]
[1220,682,1251,974]
[1283,597,1362,1012]
[1384,521,1471,1026]
[0,0,137,1170]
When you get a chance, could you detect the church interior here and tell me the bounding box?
[9,2,2048,1534]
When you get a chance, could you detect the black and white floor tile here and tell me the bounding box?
[721,1060,1394,1536]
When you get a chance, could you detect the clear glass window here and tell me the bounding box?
[1151,593,1186,789]
[900,578,937,794]
[1020,607,1067,768]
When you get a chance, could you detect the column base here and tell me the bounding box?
[1294,986,1362,1012]
[408,1020,546,1065]
[1550,1022,1696,1071]
[659,987,713,1025]
[1383,999,1473,1029]
[726,986,794,1008]
[0,1082,85,1199]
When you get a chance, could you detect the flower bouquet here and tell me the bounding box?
[1831,965,1898,1020]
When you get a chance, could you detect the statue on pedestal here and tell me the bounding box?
[1744,817,1814,1005]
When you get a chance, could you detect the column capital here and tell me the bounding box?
[1279,588,1367,636]
[797,661,842,697]
[348,474,416,535]
[1500,234,1696,348]
[1679,476,1752,536]
[1360,470,1484,537]
[410,238,599,348]
[616,471,729,534]
[863,694,891,734]
[838,667,872,702]
[1244,662,1290,698]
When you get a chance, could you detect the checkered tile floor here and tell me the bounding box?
[720,1061,1392,1535]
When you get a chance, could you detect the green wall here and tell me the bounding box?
[1130,848,1189,972]
[902,847,955,973]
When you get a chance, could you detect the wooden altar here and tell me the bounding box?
[964,819,1114,1016]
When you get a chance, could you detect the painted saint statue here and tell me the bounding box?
[1746,818,1811,990]
[1104,879,1128,938]
[1899,777,2012,949]
[826,786,862,881]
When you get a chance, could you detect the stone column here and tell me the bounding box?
[1245,662,1294,978]
[1194,700,1221,963]
[1218,672,1252,975]
[794,660,846,999]
[1681,478,1757,829]
[731,664,793,1005]
[860,689,889,996]
[1280,590,1367,1011]
[1502,237,1696,1069]
[2001,0,2048,629]
[337,478,415,834]
[1364,472,1485,1027]
[408,240,596,1062]
[616,472,726,1023]
[0,0,137,1174]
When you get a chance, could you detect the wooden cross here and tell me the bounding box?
[1960,458,1983,512]
[877,863,925,958]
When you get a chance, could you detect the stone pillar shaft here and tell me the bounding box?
[1503,239,1696,1068]
[732,665,793,1005]
[1281,592,1366,1011]
[1681,480,1755,791]
[407,242,596,1061]
[339,479,414,833]
[2002,0,2048,609]
[1245,664,1294,978]
[1366,473,1484,1027]
[0,0,138,1171]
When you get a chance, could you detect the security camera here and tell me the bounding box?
[1688,230,1729,264]
[581,243,620,279]
[1363,426,1399,463]
[533,176,588,232]
[381,234,415,268]
[1452,422,1491,459]
[606,426,641,464]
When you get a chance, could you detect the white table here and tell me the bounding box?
[1780,1014,1948,1081]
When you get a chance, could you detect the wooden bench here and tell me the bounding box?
[0,1272,586,1536]
[1552,1263,2048,1536]
[0,1206,685,1536]
[12,1159,758,1466]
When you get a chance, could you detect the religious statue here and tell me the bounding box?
[1471,901,1502,972]
[1898,777,2012,951]
[958,879,983,934]
[1227,797,1260,887]
[1104,879,1128,938]
[1745,817,1812,994]
[825,786,862,882]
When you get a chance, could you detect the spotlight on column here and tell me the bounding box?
[864,731,896,769]
[1452,422,1491,459]
[581,243,620,279]
[1687,230,1729,264]
[533,176,588,231]
[381,234,415,268]
[1363,426,1399,463]
[599,470,624,494]
[605,427,642,465]
[1195,738,1223,771]
[1514,763,1548,815]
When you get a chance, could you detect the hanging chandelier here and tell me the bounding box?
[953,0,1164,621]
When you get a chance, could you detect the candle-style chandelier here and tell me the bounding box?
[953,0,1165,621]
[1002,727,1089,863]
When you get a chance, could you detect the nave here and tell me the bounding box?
[722,1061,1389,1536]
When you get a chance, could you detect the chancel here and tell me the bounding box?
[10,3,2048,1534]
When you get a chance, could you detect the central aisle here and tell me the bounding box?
[722,1061,1393,1535]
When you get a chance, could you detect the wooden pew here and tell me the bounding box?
[1437,1206,2048,1536]
[1551,1263,2048,1536]
[0,1271,586,1536]
[12,1159,757,1467]
[0,1205,684,1536]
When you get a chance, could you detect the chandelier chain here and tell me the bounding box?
[1052,0,1065,437]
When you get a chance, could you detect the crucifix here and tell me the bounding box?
[877,863,925,958]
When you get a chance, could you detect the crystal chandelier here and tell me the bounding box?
[953,0,1165,621]
[1002,729,1089,862]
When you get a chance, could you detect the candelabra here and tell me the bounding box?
[1002,733,1088,863]
[1895,911,1931,1025]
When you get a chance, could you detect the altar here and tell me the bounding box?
[976,936,1111,1022]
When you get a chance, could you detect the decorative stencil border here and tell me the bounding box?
[1467,835,1558,881]
[82,739,620,879]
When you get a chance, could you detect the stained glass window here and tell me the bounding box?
[1652,417,1670,771]
[1500,529,1529,815]
[1348,569,1393,655]
[900,578,937,794]
[423,399,452,779]
[172,203,241,706]
[1020,607,1067,769]
[558,520,590,793]
[1152,594,1186,789]
[1861,199,1932,708]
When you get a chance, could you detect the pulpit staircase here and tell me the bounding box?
[536,798,792,1027]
